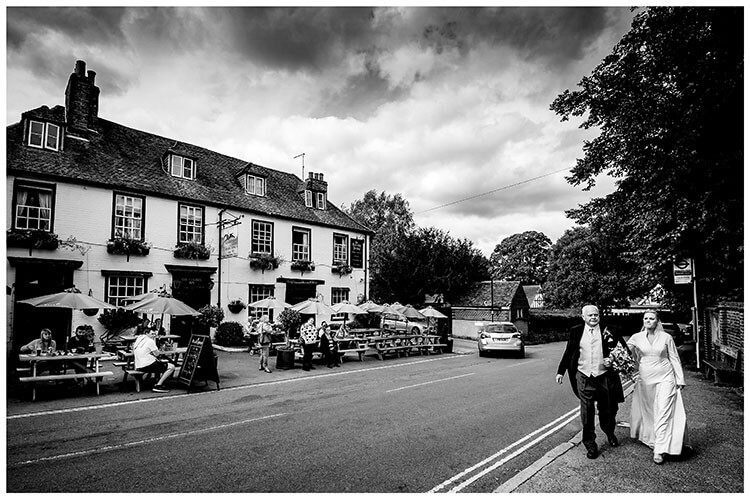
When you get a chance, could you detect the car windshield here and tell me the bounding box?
[486,325,517,334]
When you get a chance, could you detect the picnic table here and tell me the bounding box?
[17,352,115,401]
[116,347,187,392]
[333,336,369,361]
[368,334,447,360]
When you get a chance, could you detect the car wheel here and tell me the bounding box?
[478,349,486,357]
[518,347,525,358]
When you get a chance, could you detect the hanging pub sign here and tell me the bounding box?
[350,238,364,269]
[221,231,238,258]
[177,334,220,392]
[673,257,693,285]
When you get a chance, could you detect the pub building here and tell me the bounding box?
[7,60,372,355]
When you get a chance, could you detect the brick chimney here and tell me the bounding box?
[65,60,100,132]
[305,171,328,193]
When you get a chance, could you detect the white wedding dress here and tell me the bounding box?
[627,330,687,455]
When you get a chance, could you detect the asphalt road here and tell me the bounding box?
[7,341,583,493]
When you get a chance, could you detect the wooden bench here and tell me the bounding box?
[703,344,743,386]
[373,345,413,360]
[337,347,368,362]
[122,369,160,393]
[19,371,114,401]
[430,343,447,354]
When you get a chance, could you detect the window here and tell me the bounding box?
[13,181,56,231]
[331,288,350,320]
[28,120,60,151]
[105,275,147,307]
[113,193,145,239]
[317,192,326,210]
[305,190,313,208]
[170,155,195,180]
[292,227,311,261]
[251,220,274,254]
[333,233,348,264]
[246,175,266,197]
[178,203,204,244]
[249,284,275,321]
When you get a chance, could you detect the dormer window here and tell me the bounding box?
[304,189,326,210]
[169,155,195,180]
[246,175,266,197]
[28,120,60,151]
[305,190,313,207]
[316,192,326,210]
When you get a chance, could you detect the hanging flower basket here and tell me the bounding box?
[290,260,315,275]
[7,229,60,254]
[227,299,246,314]
[107,237,151,261]
[249,253,281,272]
[174,241,211,260]
[332,263,353,276]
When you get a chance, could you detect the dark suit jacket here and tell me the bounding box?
[556,323,628,402]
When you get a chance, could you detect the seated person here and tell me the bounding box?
[67,325,95,375]
[19,328,58,374]
[133,329,176,393]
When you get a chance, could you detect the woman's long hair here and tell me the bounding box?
[639,309,665,334]
[39,328,54,348]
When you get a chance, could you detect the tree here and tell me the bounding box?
[490,231,552,284]
[542,226,640,310]
[550,7,743,309]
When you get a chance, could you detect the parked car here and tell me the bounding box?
[381,314,428,335]
[477,322,525,358]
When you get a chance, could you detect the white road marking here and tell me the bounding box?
[429,407,579,493]
[7,355,465,420]
[9,412,287,467]
[385,373,475,393]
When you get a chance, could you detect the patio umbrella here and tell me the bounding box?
[18,288,116,310]
[419,306,448,319]
[390,302,407,314]
[291,298,336,316]
[124,294,200,316]
[400,304,426,320]
[380,304,406,318]
[359,300,385,313]
[248,296,292,310]
[331,301,367,316]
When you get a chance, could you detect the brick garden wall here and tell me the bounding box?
[703,302,744,375]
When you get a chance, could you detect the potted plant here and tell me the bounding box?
[97,308,142,351]
[249,253,281,272]
[196,304,225,328]
[331,262,353,276]
[7,229,60,255]
[107,236,151,261]
[214,321,246,347]
[290,259,315,275]
[276,308,302,370]
[227,299,246,314]
[174,241,211,260]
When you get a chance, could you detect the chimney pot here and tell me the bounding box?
[308,172,314,179]
[75,60,86,76]
[87,70,96,84]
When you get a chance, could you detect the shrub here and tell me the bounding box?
[214,321,246,346]
[196,305,225,328]
[278,308,302,338]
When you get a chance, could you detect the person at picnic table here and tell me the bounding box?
[299,318,318,371]
[66,325,96,377]
[133,328,176,393]
[318,321,340,368]
[257,315,273,373]
[20,328,57,355]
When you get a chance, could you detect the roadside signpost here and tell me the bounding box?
[674,257,700,368]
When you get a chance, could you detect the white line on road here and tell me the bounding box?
[9,412,287,467]
[429,407,579,493]
[385,373,475,393]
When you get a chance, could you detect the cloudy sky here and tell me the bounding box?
[6,6,637,256]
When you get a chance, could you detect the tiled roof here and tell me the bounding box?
[7,108,371,234]
[453,280,523,307]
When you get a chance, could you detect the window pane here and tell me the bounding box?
[171,156,182,176]
[179,205,203,243]
[107,275,146,307]
[252,221,273,254]
[15,184,54,231]
[45,124,60,150]
[184,159,194,179]
[115,195,144,239]
[249,285,275,321]
[292,228,310,261]
[29,121,44,147]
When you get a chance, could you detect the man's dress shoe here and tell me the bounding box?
[607,434,619,447]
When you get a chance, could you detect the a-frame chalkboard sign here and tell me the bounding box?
[178,334,220,392]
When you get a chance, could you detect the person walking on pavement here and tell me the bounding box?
[627,310,687,464]
[556,304,629,459]
[299,318,318,371]
[257,314,273,373]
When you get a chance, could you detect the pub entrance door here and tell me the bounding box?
[168,266,215,344]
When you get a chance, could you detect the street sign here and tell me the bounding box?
[673,258,693,284]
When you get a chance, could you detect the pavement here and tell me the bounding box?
[7,341,744,493]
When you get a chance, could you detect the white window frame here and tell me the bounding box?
[13,181,55,231]
[106,275,147,307]
[251,220,274,255]
[178,203,204,244]
[331,288,350,320]
[305,190,313,208]
[170,155,195,180]
[317,192,326,210]
[28,120,60,151]
[113,193,144,240]
[333,233,348,264]
[249,284,275,321]
[292,227,311,262]
[246,175,266,197]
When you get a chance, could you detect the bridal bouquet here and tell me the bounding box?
[608,343,640,383]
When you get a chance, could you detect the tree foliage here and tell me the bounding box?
[490,231,552,284]
[550,7,743,309]
[542,227,640,311]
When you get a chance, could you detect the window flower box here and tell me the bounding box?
[290,260,315,275]
[249,253,281,272]
[332,262,353,276]
[107,237,151,261]
[228,299,246,314]
[7,229,60,254]
[174,241,211,260]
